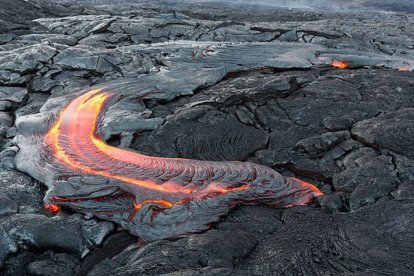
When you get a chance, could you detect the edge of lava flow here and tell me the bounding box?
[22,88,323,241]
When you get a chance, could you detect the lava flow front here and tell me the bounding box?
[28,89,322,240]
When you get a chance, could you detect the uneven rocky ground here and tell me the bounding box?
[1,0,414,275]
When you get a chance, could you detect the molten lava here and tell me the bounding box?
[37,88,323,240]
[399,65,413,71]
[330,59,349,69]
[44,203,60,213]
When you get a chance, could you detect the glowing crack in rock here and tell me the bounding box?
[15,88,322,241]
[330,59,349,69]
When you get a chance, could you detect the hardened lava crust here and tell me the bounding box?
[0,0,414,275]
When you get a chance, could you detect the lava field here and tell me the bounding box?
[0,0,414,275]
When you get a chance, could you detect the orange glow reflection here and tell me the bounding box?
[44,203,61,213]
[133,200,174,211]
[330,59,349,69]
[399,65,413,71]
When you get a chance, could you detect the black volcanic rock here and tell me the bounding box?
[0,0,414,274]
[333,155,398,210]
[89,228,256,275]
[0,87,28,111]
[134,108,269,160]
[392,180,414,200]
[0,212,114,256]
[26,252,80,276]
[0,226,17,269]
[238,199,414,275]
[296,131,351,157]
[352,108,414,159]
[0,195,18,216]
[1,214,89,254]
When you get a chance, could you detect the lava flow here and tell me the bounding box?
[29,88,322,240]
[330,59,349,69]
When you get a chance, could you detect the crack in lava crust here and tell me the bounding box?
[16,88,323,241]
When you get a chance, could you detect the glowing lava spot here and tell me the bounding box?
[399,65,413,71]
[44,203,60,213]
[330,59,349,69]
[37,88,323,240]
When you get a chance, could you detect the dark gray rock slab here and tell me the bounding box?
[134,107,269,161]
[0,225,18,269]
[89,228,256,275]
[323,111,369,131]
[390,152,414,182]
[0,111,13,127]
[0,86,28,111]
[81,218,115,247]
[18,34,78,46]
[392,181,414,200]
[216,205,283,237]
[99,97,164,143]
[0,169,44,213]
[0,194,18,216]
[26,252,80,276]
[0,70,31,86]
[54,47,118,74]
[0,34,16,44]
[316,192,349,213]
[0,43,57,74]
[35,15,117,37]
[333,155,398,210]
[2,251,37,276]
[352,108,414,159]
[238,199,414,275]
[296,131,350,157]
[0,213,114,257]
[1,214,88,254]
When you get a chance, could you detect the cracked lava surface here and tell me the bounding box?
[1,0,414,275]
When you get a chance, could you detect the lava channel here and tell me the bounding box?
[19,88,323,241]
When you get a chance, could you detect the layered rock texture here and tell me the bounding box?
[0,0,413,275]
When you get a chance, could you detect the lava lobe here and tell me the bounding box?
[15,88,322,241]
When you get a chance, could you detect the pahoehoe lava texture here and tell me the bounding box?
[13,88,321,241]
[2,0,414,274]
[137,109,269,161]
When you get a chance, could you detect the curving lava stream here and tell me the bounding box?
[16,88,323,241]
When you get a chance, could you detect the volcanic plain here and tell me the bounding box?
[0,0,414,275]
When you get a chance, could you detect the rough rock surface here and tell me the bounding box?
[0,0,413,275]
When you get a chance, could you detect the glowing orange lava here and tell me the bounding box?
[44,203,60,213]
[399,65,413,71]
[330,59,349,69]
[44,89,322,215]
[44,89,256,210]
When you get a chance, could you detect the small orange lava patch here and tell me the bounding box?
[133,200,174,211]
[330,59,349,69]
[44,203,61,213]
[399,65,413,71]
